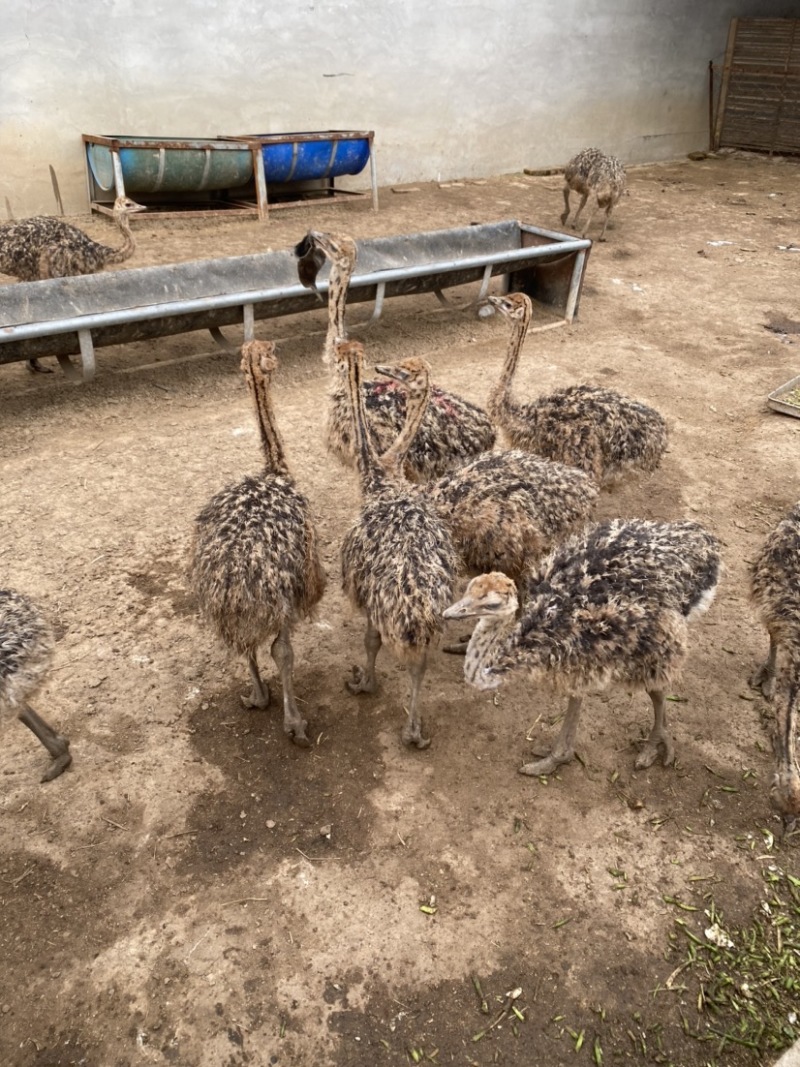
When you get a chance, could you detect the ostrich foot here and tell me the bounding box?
[519,747,574,777]
[634,730,675,770]
[346,665,377,695]
[26,358,53,374]
[40,738,72,782]
[749,662,775,700]
[241,686,270,710]
[401,719,431,750]
[285,718,311,748]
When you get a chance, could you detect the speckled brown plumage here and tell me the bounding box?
[0,194,146,372]
[0,588,72,781]
[375,357,598,584]
[337,340,458,749]
[487,292,667,486]
[445,519,721,778]
[750,502,800,829]
[0,195,145,282]
[187,341,325,746]
[560,147,626,240]
[295,229,496,480]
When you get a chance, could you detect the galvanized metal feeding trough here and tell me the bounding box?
[0,220,591,382]
[83,131,378,221]
[767,373,800,418]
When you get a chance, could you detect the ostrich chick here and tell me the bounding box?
[0,195,146,372]
[337,340,458,749]
[1,589,72,782]
[750,502,800,830]
[375,356,598,584]
[294,229,496,479]
[487,292,667,486]
[444,519,721,778]
[188,341,326,746]
[560,147,626,241]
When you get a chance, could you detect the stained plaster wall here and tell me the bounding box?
[0,0,794,218]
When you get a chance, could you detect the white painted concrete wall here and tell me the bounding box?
[0,0,793,217]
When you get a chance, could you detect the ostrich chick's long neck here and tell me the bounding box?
[488,309,531,424]
[463,614,515,689]
[104,212,136,265]
[243,357,290,477]
[324,248,356,365]
[343,343,389,498]
[377,367,433,479]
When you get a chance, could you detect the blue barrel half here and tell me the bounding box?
[87,138,253,194]
[254,135,371,183]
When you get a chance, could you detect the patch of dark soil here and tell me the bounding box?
[175,676,385,877]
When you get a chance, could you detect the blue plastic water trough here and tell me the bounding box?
[253,133,371,183]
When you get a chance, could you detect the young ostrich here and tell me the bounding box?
[187,340,326,747]
[444,519,721,778]
[0,194,146,372]
[750,502,800,831]
[337,339,458,749]
[294,229,496,480]
[487,292,667,486]
[1,589,72,782]
[375,356,599,584]
[560,147,626,241]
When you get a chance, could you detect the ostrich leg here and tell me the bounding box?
[18,702,72,782]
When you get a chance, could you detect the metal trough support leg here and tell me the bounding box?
[369,282,386,322]
[111,151,127,200]
[56,328,96,382]
[209,303,256,349]
[252,146,269,222]
[564,249,586,323]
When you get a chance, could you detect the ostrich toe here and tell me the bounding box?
[401,719,431,750]
[519,747,575,777]
[241,686,270,710]
[286,719,311,748]
[40,739,72,782]
[346,664,377,695]
[26,359,53,374]
[634,728,675,770]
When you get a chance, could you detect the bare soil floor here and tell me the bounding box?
[2,155,800,1067]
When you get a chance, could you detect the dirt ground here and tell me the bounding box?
[2,153,799,1067]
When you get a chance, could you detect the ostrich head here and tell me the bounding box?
[444,572,519,622]
[111,195,147,217]
[374,356,431,401]
[294,229,357,292]
[486,292,533,327]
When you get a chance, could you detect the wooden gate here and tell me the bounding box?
[713,18,800,154]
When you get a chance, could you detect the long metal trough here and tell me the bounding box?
[0,221,591,381]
